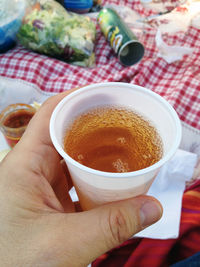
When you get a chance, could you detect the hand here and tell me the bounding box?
[0,90,163,267]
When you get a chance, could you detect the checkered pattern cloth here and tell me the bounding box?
[0,0,200,130]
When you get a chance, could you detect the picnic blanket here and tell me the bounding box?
[0,0,200,266]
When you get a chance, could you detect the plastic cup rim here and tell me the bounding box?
[50,82,182,179]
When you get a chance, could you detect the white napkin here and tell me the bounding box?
[0,76,55,112]
[135,149,197,239]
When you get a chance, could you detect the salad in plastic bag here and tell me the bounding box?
[17,0,96,67]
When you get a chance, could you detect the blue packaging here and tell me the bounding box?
[64,0,93,13]
[0,0,26,53]
[0,18,22,53]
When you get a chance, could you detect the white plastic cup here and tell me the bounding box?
[50,82,182,210]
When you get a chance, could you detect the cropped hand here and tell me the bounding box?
[0,90,162,267]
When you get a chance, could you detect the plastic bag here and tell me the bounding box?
[0,0,26,52]
[17,0,96,67]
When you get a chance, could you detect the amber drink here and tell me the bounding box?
[64,106,163,173]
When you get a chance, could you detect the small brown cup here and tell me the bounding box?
[0,103,36,148]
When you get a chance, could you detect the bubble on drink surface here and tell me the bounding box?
[77,154,84,163]
[112,158,130,172]
[117,137,126,144]
[142,153,152,159]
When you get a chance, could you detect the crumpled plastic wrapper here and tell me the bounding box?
[155,29,193,63]
[152,0,200,34]
[17,0,96,67]
[140,0,186,14]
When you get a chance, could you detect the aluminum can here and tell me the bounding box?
[98,8,144,66]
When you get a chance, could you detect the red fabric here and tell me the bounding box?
[92,181,200,267]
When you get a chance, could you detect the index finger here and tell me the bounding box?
[25,88,76,148]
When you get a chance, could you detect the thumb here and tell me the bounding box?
[63,195,162,266]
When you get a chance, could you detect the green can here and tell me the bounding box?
[98,8,144,66]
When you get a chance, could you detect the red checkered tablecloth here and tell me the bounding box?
[0,0,200,132]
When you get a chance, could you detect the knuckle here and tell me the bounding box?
[41,95,55,108]
[102,207,133,247]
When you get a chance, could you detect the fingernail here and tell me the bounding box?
[140,200,162,227]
